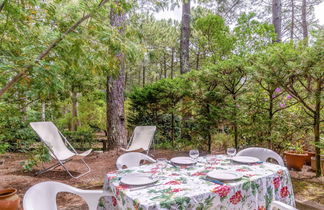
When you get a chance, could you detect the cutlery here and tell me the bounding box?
[201,177,224,185]
[167,161,179,168]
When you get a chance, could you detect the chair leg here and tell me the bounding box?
[60,158,91,179]
[35,159,72,176]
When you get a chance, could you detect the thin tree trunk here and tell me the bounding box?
[301,0,308,42]
[71,88,79,131]
[163,52,167,78]
[107,2,127,149]
[180,0,191,74]
[42,102,46,121]
[171,48,174,79]
[233,95,238,150]
[314,79,321,176]
[142,59,146,87]
[272,0,282,42]
[290,0,294,40]
[196,51,200,70]
[268,91,274,148]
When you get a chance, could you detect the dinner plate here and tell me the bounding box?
[170,157,197,165]
[232,156,260,164]
[207,171,243,181]
[120,173,158,186]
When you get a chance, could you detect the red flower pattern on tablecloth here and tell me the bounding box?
[230,191,242,205]
[277,169,284,176]
[170,173,180,176]
[273,177,281,189]
[192,172,207,176]
[245,174,256,177]
[164,180,181,185]
[236,168,248,172]
[258,206,266,210]
[116,184,129,195]
[112,196,117,206]
[170,188,183,193]
[211,185,231,197]
[280,186,289,198]
[108,176,117,181]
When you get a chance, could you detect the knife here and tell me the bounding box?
[201,177,225,185]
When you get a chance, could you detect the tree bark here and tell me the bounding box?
[314,79,321,176]
[171,48,174,79]
[290,0,294,41]
[42,102,46,121]
[163,52,167,78]
[107,1,127,149]
[272,0,282,42]
[142,59,146,87]
[180,0,191,74]
[301,0,308,42]
[71,88,80,131]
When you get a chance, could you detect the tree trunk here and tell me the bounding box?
[107,2,127,149]
[71,88,80,131]
[268,92,274,148]
[163,52,167,78]
[233,95,238,150]
[180,0,191,74]
[290,0,294,40]
[301,0,308,42]
[314,79,321,177]
[196,51,200,70]
[142,59,146,87]
[272,0,282,42]
[42,102,46,121]
[171,48,174,79]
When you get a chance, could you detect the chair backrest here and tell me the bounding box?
[30,122,74,160]
[23,181,108,210]
[270,201,297,210]
[128,126,156,151]
[236,147,284,166]
[116,152,156,169]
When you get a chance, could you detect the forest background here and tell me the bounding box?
[0,0,323,175]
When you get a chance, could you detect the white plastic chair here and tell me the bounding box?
[236,147,284,166]
[116,152,156,169]
[121,126,156,154]
[23,181,111,210]
[270,201,298,210]
[30,122,92,178]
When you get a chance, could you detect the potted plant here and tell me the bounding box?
[284,142,308,171]
[0,188,20,210]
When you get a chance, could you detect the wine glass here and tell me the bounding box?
[227,147,237,163]
[156,158,167,173]
[189,149,199,160]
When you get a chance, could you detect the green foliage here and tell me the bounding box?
[21,143,51,172]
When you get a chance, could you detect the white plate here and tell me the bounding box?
[207,171,243,181]
[232,156,260,164]
[120,173,158,186]
[170,157,197,165]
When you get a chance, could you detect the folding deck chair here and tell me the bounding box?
[30,122,92,178]
[120,126,156,154]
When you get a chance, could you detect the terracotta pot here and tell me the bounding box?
[305,151,316,165]
[310,155,324,175]
[0,188,20,210]
[284,151,308,171]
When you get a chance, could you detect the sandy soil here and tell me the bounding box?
[1,150,323,209]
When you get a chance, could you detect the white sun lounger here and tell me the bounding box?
[120,126,156,154]
[30,121,92,178]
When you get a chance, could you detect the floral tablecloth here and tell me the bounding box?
[100,155,295,210]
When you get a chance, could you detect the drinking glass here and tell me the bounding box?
[189,149,199,160]
[227,147,237,158]
[156,158,167,173]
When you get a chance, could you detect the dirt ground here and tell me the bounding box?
[1,150,324,209]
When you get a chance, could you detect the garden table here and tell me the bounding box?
[100,155,295,210]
